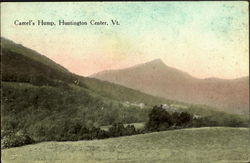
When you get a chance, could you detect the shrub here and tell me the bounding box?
[125,125,137,136]
[108,123,125,137]
[1,130,34,149]
[108,123,138,137]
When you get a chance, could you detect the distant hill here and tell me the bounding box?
[91,59,249,114]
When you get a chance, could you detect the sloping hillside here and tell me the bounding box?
[1,38,69,73]
[91,59,249,114]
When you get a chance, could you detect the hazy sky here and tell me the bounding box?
[1,2,249,79]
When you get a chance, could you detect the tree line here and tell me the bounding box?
[2,104,247,149]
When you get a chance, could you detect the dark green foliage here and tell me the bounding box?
[1,122,139,149]
[125,125,137,135]
[1,37,69,73]
[1,82,149,143]
[146,105,192,131]
[147,105,173,131]
[146,105,248,132]
[108,123,126,137]
[1,48,84,88]
[177,112,192,126]
[1,130,34,149]
[108,123,138,137]
[185,105,248,127]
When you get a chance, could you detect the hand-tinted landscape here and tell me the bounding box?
[1,2,249,163]
[1,37,249,163]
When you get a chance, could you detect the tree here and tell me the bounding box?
[178,112,192,127]
[146,105,173,131]
[146,105,194,131]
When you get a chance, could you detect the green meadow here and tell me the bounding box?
[2,127,249,163]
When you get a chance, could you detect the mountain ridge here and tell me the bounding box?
[91,59,249,114]
[91,59,248,81]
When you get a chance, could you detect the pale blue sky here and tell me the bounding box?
[1,2,249,78]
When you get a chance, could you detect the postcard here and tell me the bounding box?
[1,2,249,163]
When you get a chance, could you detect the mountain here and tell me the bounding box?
[91,59,249,114]
[1,37,247,143]
[1,37,177,141]
[1,37,172,106]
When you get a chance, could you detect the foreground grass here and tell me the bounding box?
[2,127,249,163]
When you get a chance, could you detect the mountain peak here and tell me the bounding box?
[148,59,165,64]
[143,59,167,68]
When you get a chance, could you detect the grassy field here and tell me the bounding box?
[2,127,249,163]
